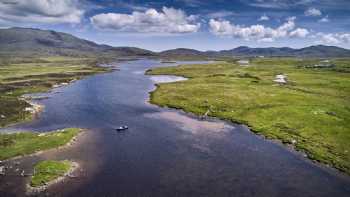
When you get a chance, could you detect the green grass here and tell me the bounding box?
[30,160,72,187]
[0,56,109,127]
[147,58,350,175]
[0,128,81,160]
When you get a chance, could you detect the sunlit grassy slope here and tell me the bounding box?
[147,58,350,174]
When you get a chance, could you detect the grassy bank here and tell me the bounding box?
[147,58,350,174]
[0,128,81,160]
[0,56,109,127]
[30,160,73,187]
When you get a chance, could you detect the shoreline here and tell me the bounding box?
[149,93,350,179]
[26,161,80,195]
[18,80,78,122]
[0,60,114,130]
[147,74,350,178]
[22,98,45,117]
[2,129,85,163]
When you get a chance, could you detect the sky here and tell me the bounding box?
[0,0,349,51]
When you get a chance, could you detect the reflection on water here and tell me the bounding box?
[0,59,349,197]
[145,111,232,134]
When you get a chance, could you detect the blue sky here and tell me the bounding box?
[0,0,349,51]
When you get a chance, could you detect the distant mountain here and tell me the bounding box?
[159,48,204,57]
[1,27,349,58]
[0,27,155,57]
[178,45,350,58]
[221,45,350,57]
[217,46,296,57]
[292,45,350,57]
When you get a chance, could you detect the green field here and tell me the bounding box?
[0,56,109,127]
[0,128,81,160]
[30,160,73,187]
[147,58,350,174]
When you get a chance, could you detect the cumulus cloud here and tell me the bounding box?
[90,7,200,34]
[305,8,322,16]
[317,33,350,44]
[289,28,309,38]
[319,34,340,44]
[0,0,84,24]
[337,33,350,43]
[209,16,308,42]
[318,15,329,22]
[258,14,270,21]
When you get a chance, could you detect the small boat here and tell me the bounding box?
[116,126,128,131]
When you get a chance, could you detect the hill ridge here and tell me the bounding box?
[1,27,349,57]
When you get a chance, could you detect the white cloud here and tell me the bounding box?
[209,17,308,42]
[305,8,322,16]
[319,34,340,44]
[258,37,274,42]
[90,7,200,34]
[278,16,296,32]
[258,14,270,21]
[318,15,329,22]
[207,11,235,19]
[338,33,350,43]
[316,33,350,44]
[0,0,83,24]
[289,28,309,38]
[317,33,350,44]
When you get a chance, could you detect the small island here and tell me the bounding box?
[0,128,82,193]
[0,128,82,161]
[28,160,78,193]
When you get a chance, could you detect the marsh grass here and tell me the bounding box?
[0,128,81,160]
[147,58,350,174]
[30,160,72,187]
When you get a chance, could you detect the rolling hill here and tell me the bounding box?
[159,48,204,57]
[159,46,350,58]
[0,27,155,57]
[218,45,350,57]
[0,27,349,58]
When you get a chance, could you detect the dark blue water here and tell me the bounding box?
[1,60,349,197]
